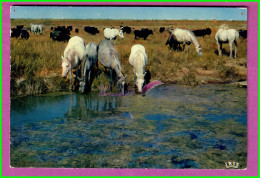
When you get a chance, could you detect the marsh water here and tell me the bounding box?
[11,84,247,169]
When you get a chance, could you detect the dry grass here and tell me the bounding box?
[10,19,247,95]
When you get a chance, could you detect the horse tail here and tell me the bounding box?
[166,35,170,45]
[234,30,239,46]
[96,43,99,53]
[219,24,229,30]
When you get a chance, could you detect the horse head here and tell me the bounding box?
[166,27,174,34]
[61,55,72,78]
[136,72,146,93]
[195,45,202,57]
[117,75,127,94]
[119,29,124,39]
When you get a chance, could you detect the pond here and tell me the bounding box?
[10,84,247,169]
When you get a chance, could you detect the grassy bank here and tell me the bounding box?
[10,19,247,96]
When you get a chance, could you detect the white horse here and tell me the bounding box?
[61,36,87,89]
[98,39,126,94]
[169,28,202,57]
[129,44,148,93]
[215,25,239,58]
[79,42,98,93]
[30,24,44,35]
[104,28,124,44]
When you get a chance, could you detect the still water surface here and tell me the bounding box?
[11,84,247,169]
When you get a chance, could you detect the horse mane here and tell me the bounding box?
[64,48,74,59]
[187,29,201,48]
[110,48,122,72]
[113,58,124,80]
[133,51,146,77]
[219,24,229,30]
[63,48,78,66]
[187,29,197,39]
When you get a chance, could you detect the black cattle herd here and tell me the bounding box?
[11,24,248,44]
[84,26,100,35]
[11,25,30,39]
[50,26,71,41]
[134,28,154,40]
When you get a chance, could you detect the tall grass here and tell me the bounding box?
[10,19,247,95]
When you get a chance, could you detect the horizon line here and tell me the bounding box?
[10,18,247,21]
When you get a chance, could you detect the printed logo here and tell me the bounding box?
[225,161,239,169]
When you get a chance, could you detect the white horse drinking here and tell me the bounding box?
[215,24,239,58]
[104,28,124,44]
[129,44,148,93]
[61,36,87,89]
[98,39,126,94]
[79,42,98,93]
[169,28,202,57]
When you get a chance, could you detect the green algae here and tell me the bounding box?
[11,84,247,169]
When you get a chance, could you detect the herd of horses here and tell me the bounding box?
[11,22,247,94]
[61,36,147,95]
[61,24,245,94]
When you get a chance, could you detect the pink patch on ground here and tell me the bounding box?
[142,80,163,94]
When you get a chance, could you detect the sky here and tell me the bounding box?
[10,6,247,21]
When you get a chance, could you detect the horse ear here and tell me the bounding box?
[61,55,64,61]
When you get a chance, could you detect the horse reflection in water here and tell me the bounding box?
[66,93,123,120]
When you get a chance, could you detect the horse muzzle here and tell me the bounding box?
[136,87,143,94]
[198,52,202,57]
[120,88,125,95]
[136,90,142,94]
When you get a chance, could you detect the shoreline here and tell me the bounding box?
[11,75,247,98]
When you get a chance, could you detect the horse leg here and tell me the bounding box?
[216,41,222,56]
[88,71,91,84]
[87,70,91,92]
[229,42,233,58]
[133,68,136,82]
[69,70,73,90]
[186,45,190,59]
[187,45,190,54]
[110,68,113,91]
[76,67,80,81]
[114,36,117,45]
[182,44,186,52]
[234,40,238,59]
[73,67,80,90]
